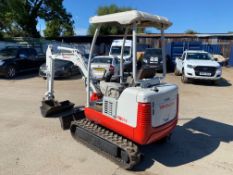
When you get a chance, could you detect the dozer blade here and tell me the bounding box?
[59,107,85,130]
[40,100,74,118]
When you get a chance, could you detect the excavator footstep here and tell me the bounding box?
[40,100,74,118]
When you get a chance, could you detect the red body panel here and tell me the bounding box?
[84,107,178,145]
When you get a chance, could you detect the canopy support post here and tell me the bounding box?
[161,27,166,79]
[120,27,129,83]
[87,25,101,107]
[132,23,137,83]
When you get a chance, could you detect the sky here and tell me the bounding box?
[38,0,233,35]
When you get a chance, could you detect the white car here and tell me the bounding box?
[109,39,132,72]
[91,56,120,80]
[174,50,222,83]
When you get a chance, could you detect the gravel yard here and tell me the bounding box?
[0,68,232,175]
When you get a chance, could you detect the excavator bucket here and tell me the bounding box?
[40,100,74,118]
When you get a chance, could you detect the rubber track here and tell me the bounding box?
[70,118,141,170]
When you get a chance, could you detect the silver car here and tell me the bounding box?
[91,56,120,80]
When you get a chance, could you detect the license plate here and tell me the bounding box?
[199,72,211,76]
[94,68,105,72]
[150,57,158,62]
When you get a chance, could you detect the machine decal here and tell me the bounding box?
[160,101,175,110]
[116,116,128,123]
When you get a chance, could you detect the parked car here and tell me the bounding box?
[174,50,222,83]
[0,47,45,78]
[91,56,120,80]
[39,59,80,78]
[142,48,163,71]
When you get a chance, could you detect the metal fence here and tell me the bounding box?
[0,38,90,55]
[229,46,233,66]
[0,41,18,49]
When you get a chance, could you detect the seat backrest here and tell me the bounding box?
[137,65,156,80]
[100,81,124,99]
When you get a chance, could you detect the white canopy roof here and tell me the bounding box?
[89,10,172,30]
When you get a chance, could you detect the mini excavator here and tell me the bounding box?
[40,10,179,169]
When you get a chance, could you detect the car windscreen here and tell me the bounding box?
[145,49,162,57]
[0,48,18,57]
[137,44,149,52]
[110,46,130,56]
[55,59,71,66]
[92,57,112,64]
[186,53,212,60]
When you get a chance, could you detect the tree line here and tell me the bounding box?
[0,1,201,39]
[0,2,143,38]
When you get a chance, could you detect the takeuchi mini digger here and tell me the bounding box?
[40,10,179,169]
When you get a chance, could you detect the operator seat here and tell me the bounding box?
[99,81,124,99]
[100,65,156,99]
[137,65,156,79]
[99,69,124,99]
[126,65,156,85]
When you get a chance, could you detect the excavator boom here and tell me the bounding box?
[41,45,99,117]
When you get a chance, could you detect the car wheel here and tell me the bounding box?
[67,70,73,78]
[5,65,16,79]
[174,67,180,76]
[181,70,189,83]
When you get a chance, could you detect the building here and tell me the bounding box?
[47,33,233,57]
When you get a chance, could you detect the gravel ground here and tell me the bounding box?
[0,68,232,175]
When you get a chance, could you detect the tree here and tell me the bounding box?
[0,0,74,38]
[0,0,18,37]
[44,19,74,38]
[43,20,61,38]
[185,29,198,34]
[88,4,144,35]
